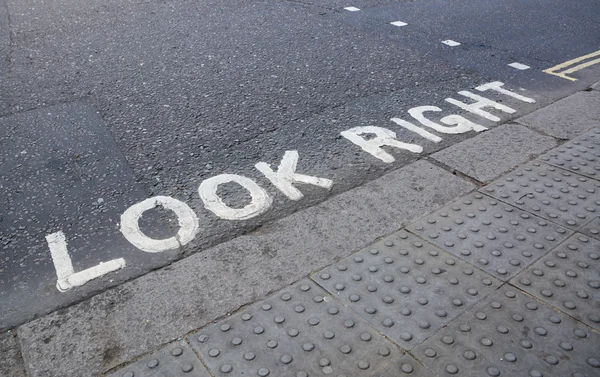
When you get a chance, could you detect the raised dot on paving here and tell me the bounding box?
[407,192,572,280]
[511,233,600,331]
[390,21,408,27]
[508,62,531,70]
[344,6,360,11]
[441,39,461,46]
[372,354,435,376]
[538,130,600,241]
[539,128,600,180]
[189,279,403,376]
[108,341,210,377]
[413,287,600,377]
[312,230,501,349]
[482,161,600,232]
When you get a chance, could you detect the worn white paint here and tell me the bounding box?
[46,231,126,292]
[390,21,408,27]
[390,118,442,143]
[442,40,461,46]
[256,150,333,201]
[408,106,487,134]
[341,126,423,163]
[508,62,530,70]
[476,81,536,103]
[199,174,272,220]
[344,6,360,11]
[445,91,516,122]
[120,196,199,253]
[46,232,75,284]
[65,259,126,289]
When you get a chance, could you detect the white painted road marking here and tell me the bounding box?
[390,21,408,27]
[46,231,126,292]
[199,174,272,220]
[476,81,536,104]
[441,40,461,47]
[120,196,200,253]
[390,117,443,143]
[508,62,530,70]
[255,150,333,201]
[445,91,516,122]
[344,6,360,11]
[45,81,538,291]
[407,106,487,134]
[341,126,423,163]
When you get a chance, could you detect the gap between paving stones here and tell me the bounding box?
[109,179,598,377]
[108,156,600,376]
[175,134,600,376]
[17,160,475,377]
[13,90,600,377]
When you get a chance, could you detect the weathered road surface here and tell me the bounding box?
[1,0,600,331]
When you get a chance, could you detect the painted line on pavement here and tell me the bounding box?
[390,21,408,27]
[508,62,530,70]
[441,40,461,47]
[543,49,600,81]
[43,81,536,292]
[344,6,360,11]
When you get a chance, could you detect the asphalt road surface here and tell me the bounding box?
[1,0,600,330]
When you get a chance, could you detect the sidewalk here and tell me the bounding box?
[3,87,600,377]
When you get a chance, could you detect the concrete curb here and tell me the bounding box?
[7,88,600,377]
[17,160,474,377]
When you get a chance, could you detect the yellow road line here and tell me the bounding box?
[543,49,600,81]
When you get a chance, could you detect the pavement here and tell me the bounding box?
[2,0,600,376]
[2,89,599,376]
[3,0,600,330]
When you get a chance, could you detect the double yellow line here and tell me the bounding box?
[543,49,600,81]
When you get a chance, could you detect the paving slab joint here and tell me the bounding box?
[423,157,484,187]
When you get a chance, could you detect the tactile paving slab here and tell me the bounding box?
[414,287,600,377]
[373,354,436,377]
[481,161,600,231]
[312,230,501,350]
[511,233,600,331]
[540,128,600,180]
[407,192,572,280]
[108,341,210,377]
[189,279,404,377]
[580,216,600,241]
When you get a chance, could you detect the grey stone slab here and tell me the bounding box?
[373,354,436,377]
[413,287,600,377]
[432,124,558,183]
[539,128,600,179]
[580,216,600,241]
[481,161,600,231]
[516,91,600,139]
[312,230,501,350]
[189,279,403,377]
[511,233,600,331]
[17,160,474,377]
[108,341,209,377]
[0,332,27,377]
[407,192,572,281]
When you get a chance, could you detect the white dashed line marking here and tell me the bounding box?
[390,21,408,27]
[508,62,531,70]
[344,6,360,11]
[441,40,461,47]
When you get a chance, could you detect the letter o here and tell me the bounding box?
[199,174,272,220]
[120,196,199,253]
